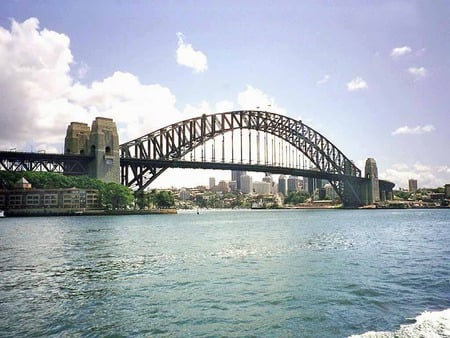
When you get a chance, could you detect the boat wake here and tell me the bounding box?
[349,309,450,338]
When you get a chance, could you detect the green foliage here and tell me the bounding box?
[394,190,410,200]
[151,190,175,208]
[101,182,134,210]
[284,190,310,205]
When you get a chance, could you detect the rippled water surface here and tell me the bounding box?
[1,209,449,337]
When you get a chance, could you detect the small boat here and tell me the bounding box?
[0,210,4,217]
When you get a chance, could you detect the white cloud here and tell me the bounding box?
[408,66,427,80]
[390,46,412,58]
[381,162,450,189]
[237,85,286,114]
[317,74,330,85]
[347,77,368,91]
[392,124,435,135]
[0,17,74,147]
[183,101,213,119]
[0,18,184,149]
[176,32,208,73]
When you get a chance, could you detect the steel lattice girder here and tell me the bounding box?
[120,110,362,202]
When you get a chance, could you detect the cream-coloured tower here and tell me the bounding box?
[64,117,120,184]
[364,158,380,204]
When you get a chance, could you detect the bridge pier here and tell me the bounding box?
[65,117,120,184]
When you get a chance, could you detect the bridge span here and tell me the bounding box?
[0,111,394,207]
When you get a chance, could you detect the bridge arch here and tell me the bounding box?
[120,110,362,205]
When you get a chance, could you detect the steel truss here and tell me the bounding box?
[0,151,92,175]
[120,110,363,205]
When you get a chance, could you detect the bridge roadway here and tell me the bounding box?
[1,151,362,182]
[120,157,365,183]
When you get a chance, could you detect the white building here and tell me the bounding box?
[253,181,271,195]
[240,174,253,194]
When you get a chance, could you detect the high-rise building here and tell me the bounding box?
[216,180,230,193]
[278,175,287,196]
[209,177,216,190]
[240,174,253,194]
[445,184,450,199]
[232,170,247,191]
[287,176,299,193]
[262,173,277,194]
[408,179,418,193]
[307,178,324,194]
[253,181,270,195]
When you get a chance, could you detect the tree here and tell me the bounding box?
[284,190,310,205]
[100,182,134,210]
[152,190,175,208]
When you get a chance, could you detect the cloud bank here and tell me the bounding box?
[176,32,208,73]
[381,162,450,189]
[0,18,285,153]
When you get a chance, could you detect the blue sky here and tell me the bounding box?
[0,0,449,189]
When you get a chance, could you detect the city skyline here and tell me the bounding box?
[0,1,449,189]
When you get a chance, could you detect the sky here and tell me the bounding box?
[0,0,449,189]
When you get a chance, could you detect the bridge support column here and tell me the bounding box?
[364,158,380,205]
[341,177,364,208]
[65,117,120,184]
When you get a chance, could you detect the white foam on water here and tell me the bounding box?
[349,308,450,338]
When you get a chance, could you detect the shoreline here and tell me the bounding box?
[2,208,177,217]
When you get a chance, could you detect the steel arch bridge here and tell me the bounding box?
[120,110,364,206]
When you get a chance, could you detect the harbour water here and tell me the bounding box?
[1,209,449,337]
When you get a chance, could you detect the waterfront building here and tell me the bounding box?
[409,179,418,193]
[0,187,99,211]
[278,175,287,196]
[229,180,237,192]
[240,175,253,194]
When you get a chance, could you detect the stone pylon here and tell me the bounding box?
[364,158,380,204]
[65,117,120,184]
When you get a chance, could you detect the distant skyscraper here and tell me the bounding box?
[240,174,253,194]
[209,177,216,190]
[287,176,299,193]
[408,179,418,193]
[278,175,287,196]
[217,180,230,193]
[232,170,247,190]
[253,181,270,195]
